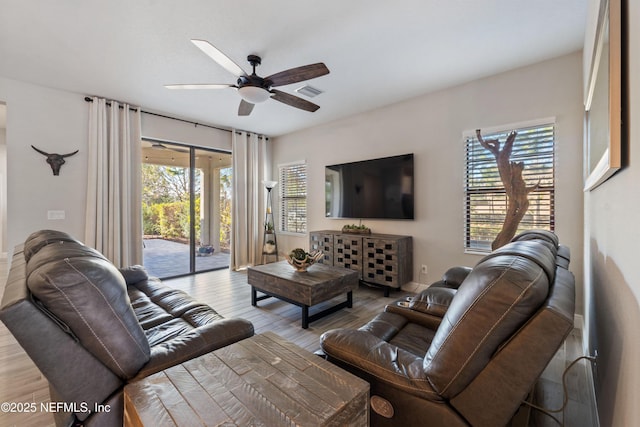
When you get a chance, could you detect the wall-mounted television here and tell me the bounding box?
[325,153,414,220]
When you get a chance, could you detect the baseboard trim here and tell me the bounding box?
[578,315,600,427]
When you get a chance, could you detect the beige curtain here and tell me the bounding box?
[231,131,271,270]
[85,97,142,267]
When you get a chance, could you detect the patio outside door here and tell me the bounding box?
[141,140,232,278]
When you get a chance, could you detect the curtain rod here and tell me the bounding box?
[84,96,229,133]
[83,96,268,139]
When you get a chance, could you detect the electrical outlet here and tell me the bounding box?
[421,264,428,274]
[47,210,65,220]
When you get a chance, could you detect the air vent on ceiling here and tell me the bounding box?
[295,85,323,98]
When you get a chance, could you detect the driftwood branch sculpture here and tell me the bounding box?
[31,145,79,176]
[476,129,539,250]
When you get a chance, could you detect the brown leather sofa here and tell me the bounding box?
[387,229,571,324]
[320,230,575,426]
[0,230,254,426]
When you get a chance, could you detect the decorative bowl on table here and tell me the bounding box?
[285,248,324,272]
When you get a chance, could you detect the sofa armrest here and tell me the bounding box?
[436,266,472,289]
[119,265,149,285]
[384,303,444,329]
[384,286,456,327]
[320,328,439,401]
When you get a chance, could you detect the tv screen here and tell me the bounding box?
[325,153,414,220]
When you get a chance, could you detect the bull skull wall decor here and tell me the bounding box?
[31,145,79,176]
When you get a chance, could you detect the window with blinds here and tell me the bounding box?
[279,162,307,233]
[464,122,555,251]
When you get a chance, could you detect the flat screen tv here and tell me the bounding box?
[325,153,414,220]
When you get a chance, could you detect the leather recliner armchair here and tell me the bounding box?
[0,230,255,426]
[320,231,575,427]
[388,229,570,324]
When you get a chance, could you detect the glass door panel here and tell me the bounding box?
[194,149,232,272]
[141,140,231,278]
[141,141,192,277]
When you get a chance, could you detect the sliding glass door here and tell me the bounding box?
[193,147,233,273]
[141,140,231,278]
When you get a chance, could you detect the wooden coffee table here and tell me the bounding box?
[248,261,359,328]
[124,332,369,426]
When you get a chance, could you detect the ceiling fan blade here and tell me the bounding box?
[191,39,246,77]
[168,146,189,153]
[266,63,329,87]
[270,89,320,112]
[238,99,255,116]
[149,142,189,153]
[164,83,235,90]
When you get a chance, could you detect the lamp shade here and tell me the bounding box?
[238,86,271,103]
[263,180,278,190]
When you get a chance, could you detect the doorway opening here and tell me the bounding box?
[141,139,232,278]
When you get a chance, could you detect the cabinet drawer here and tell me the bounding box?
[309,232,334,265]
[334,235,363,273]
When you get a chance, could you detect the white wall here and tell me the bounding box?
[0,77,88,250]
[273,53,585,310]
[0,76,233,252]
[0,119,6,255]
[584,0,640,424]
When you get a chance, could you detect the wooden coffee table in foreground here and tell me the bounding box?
[124,332,369,426]
[248,261,359,328]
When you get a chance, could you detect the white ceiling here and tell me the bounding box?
[0,1,587,136]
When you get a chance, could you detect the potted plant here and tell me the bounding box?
[263,240,276,254]
[341,222,371,234]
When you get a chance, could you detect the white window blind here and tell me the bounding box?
[279,162,307,233]
[464,122,555,251]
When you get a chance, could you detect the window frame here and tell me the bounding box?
[278,161,307,235]
[463,118,556,253]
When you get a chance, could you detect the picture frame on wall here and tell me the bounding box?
[584,0,623,191]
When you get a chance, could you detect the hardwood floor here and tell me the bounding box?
[0,261,597,426]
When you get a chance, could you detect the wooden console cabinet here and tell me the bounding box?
[310,230,412,296]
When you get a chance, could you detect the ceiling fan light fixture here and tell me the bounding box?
[238,86,271,103]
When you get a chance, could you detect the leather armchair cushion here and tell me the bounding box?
[321,319,441,402]
[135,317,255,379]
[131,278,224,324]
[27,249,151,379]
[128,288,175,329]
[388,322,436,357]
[424,241,553,398]
[127,276,255,378]
[357,310,408,341]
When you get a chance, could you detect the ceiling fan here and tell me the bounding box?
[165,39,330,116]
[144,141,189,153]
